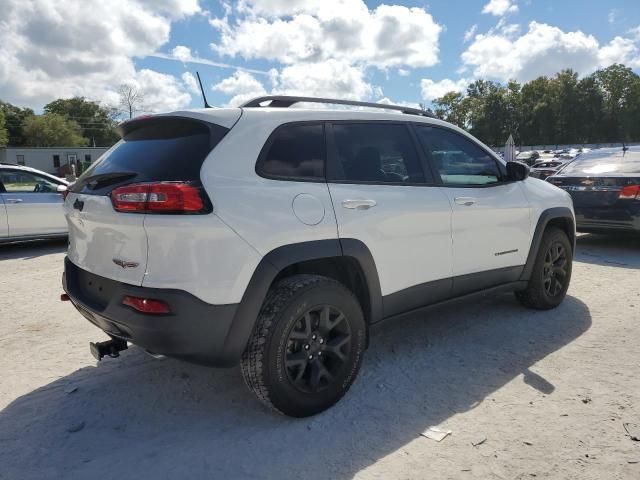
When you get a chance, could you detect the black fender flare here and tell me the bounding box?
[520,206,575,282]
[220,238,382,364]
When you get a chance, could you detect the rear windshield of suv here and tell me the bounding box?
[72,117,228,194]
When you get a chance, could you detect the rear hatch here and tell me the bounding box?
[65,113,236,285]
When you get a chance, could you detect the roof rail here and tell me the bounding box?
[240,96,436,118]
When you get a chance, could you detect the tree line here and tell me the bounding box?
[1,65,639,148]
[0,85,145,148]
[429,64,640,147]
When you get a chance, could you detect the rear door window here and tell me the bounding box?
[73,117,228,195]
[257,123,325,181]
[328,123,426,184]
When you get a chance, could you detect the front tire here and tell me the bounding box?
[241,275,366,417]
[516,227,573,310]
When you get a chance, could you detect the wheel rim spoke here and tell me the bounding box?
[543,240,568,297]
[284,304,351,393]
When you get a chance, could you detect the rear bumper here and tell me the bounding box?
[63,257,244,366]
[575,206,640,232]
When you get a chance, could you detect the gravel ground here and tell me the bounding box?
[0,234,639,479]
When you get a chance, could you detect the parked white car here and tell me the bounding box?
[62,96,576,417]
[0,164,69,243]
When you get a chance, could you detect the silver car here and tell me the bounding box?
[0,164,69,243]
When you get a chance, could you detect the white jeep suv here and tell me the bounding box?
[62,96,575,417]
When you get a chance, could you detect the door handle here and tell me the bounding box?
[342,199,377,210]
[454,197,476,206]
[6,199,23,204]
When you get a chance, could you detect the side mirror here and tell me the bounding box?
[57,184,68,193]
[506,161,529,181]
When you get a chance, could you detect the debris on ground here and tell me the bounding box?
[420,427,452,442]
[623,423,640,441]
[471,437,487,447]
[64,386,78,394]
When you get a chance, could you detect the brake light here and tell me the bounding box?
[110,182,206,213]
[122,295,171,314]
[619,185,640,200]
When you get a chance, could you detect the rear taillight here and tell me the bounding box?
[619,185,640,200]
[122,295,171,314]
[110,182,206,213]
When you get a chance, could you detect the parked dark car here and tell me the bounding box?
[531,159,568,179]
[547,147,640,233]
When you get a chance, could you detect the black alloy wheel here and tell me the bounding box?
[284,305,351,393]
[543,241,568,297]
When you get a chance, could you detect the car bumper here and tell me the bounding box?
[575,206,640,232]
[63,257,243,366]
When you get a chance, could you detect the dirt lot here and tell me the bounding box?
[0,234,639,479]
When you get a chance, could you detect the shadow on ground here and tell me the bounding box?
[575,233,640,269]
[0,238,67,261]
[0,293,591,479]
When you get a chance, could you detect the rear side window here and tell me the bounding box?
[329,123,425,184]
[415,126,502,186]
[73,117,228,194]
[257,123,325,180]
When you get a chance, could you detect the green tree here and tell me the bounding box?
[23,113,88,147]
[552,70,580,144]
[44,97,119,146]
[432,91,469,128]
[0,110,8,147]
[596,64,640,141]
[520,77,556,145]
[0,101,35,146]
[576,74,605,143]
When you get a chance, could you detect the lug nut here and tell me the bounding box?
[312,334,317,340]
[308,354,313,360]
[304,344,310,350]
[318,351,322,356]
[319,338,324,344]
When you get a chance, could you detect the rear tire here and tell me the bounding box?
[515,227,572,310]
[241,274,366,417]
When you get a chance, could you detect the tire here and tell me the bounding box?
[241,274,367,417]
[515,227,573,310]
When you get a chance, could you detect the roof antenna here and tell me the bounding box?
[196,71,212,108]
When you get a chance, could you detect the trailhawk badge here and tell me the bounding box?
[112,258,139,269]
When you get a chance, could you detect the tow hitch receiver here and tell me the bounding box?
[90,338,128,361]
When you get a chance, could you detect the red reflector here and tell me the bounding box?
[111,182,205,213]
[122,295,171,314]
[619,185,640,200]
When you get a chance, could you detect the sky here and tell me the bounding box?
[1,0,640,113]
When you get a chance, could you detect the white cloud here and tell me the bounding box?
[210,0,442,69]
[213,59,374,107]
[212,70,267,106]
[181,72,201,95]
[608,9,618,25]
[464,24,478,43]
[172,45,194,62]
[0,0,199,111]
[461,21,640,82]
[482,0,518,16]
[397,68,410,76]
[598,37,640,68]
[420,78,470,101]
